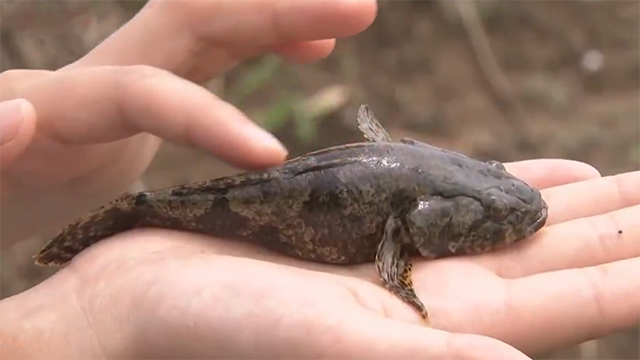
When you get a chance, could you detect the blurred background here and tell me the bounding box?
[1,0,638,358]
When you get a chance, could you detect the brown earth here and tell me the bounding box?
[1,1,638,359]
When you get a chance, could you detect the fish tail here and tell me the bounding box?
[34,194,141,266]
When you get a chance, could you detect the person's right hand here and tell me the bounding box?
[0,65,290,246]
[4,159,637,359]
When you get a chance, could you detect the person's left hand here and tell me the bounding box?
[5,160,637,359]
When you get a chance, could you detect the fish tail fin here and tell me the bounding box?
[34,194,140,266]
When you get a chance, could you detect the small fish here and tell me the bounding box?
[35,105,548,325]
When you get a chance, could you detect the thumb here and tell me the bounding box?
[0,98,36,169]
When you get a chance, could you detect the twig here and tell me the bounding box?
[510,1,583,63]
[295,84,351,120]
[452,0,530,132]
[578,339,600,359]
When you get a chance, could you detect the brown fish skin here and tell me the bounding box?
[34,105,548,324]
[35,140,547,265]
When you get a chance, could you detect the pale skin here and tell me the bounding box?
[0,0,638,359]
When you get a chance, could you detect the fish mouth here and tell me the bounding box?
[525,202,548,237]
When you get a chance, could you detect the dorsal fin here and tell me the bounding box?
[357,104,393,142]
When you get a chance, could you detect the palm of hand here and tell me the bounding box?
[67,232,524,359]
[53,163,637,359]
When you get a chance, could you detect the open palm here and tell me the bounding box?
[35,159,638,359]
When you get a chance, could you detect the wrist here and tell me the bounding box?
[0,269,105,359]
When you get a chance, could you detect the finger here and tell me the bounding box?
[344,315,531,360]
[269,39,337,63]
[23,66,287,169]
[0,98,37,200]
[491,204,640,278]
[541,170,640,226]
[493,257,640,356]
[484,171,640,277]
[0,98,36,170]
[504,159,601,190]
[72,0,377,80]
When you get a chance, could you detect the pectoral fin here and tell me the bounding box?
[375,215,430,325]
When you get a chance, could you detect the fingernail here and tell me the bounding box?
[255,126,288,157]
[0,98,29,145]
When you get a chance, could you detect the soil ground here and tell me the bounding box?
[1,1,639,359]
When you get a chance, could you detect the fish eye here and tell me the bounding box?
[488,197,509,220]
[486,160,506,171]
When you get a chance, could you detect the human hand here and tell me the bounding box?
[0,0,377,243]
[5,159,637,359]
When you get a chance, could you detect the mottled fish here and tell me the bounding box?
[34,105,549,325]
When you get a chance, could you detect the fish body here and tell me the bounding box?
[35,105,548,324]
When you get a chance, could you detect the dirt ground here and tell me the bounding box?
[1,1,639,359]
